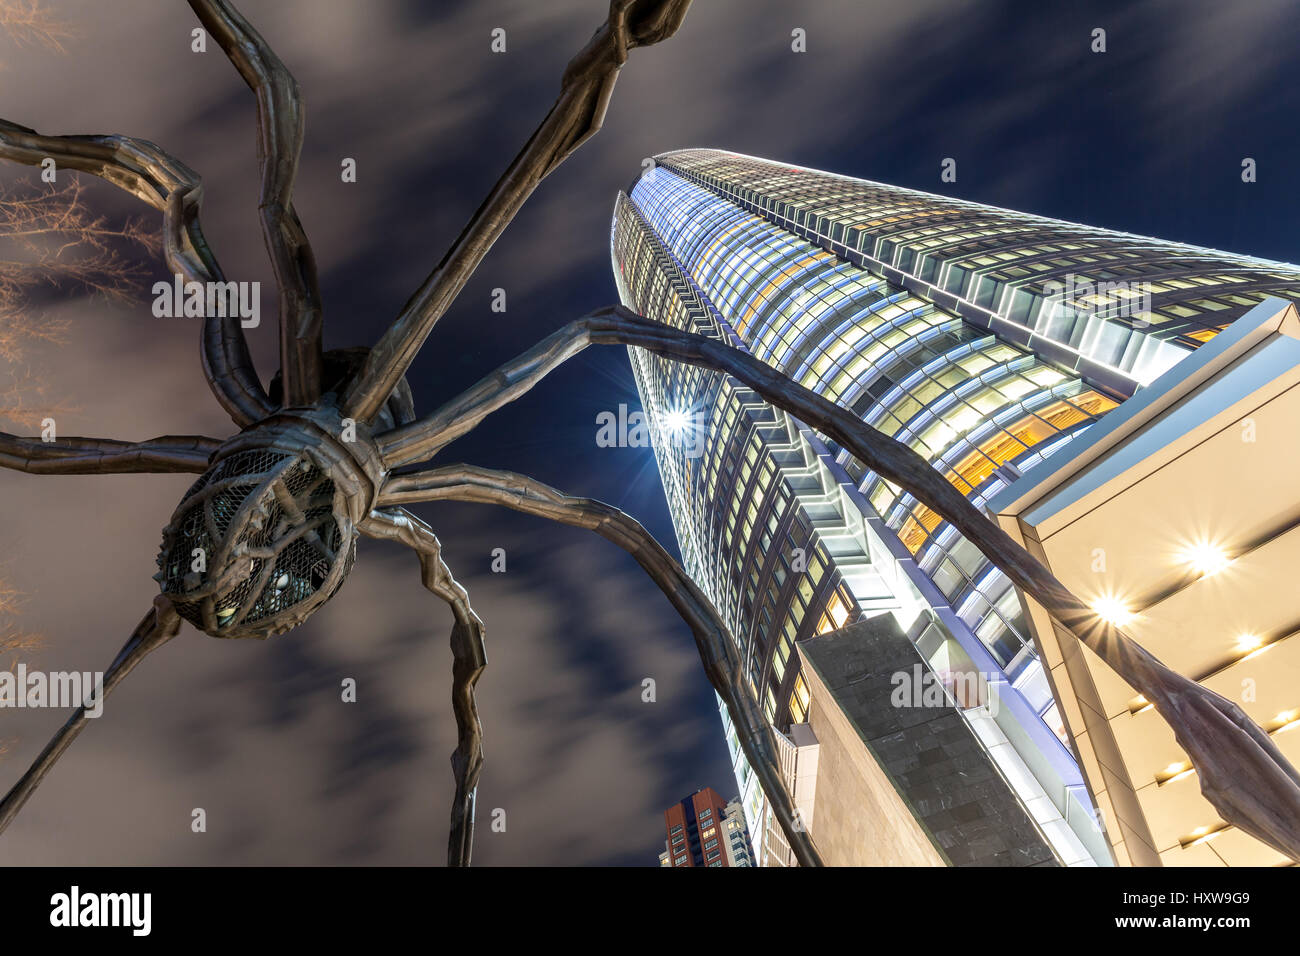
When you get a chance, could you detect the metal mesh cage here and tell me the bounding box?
[157,449,356,638]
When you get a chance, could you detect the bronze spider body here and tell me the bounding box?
[155,406,373,640]
[3,0,1300,867]
[155,351,420,640]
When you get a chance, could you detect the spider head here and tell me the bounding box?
[155,408,385,639]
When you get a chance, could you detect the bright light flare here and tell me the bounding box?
[1091,596,1134,626]
[1274,710,1300,734]
[1235,632,1264,654]
[1181,824,1225,848]
[1180,541,1231,577]
[1156,761,1195,786]
[662,408,693,434]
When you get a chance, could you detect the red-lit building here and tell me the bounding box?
[658,788,753,867]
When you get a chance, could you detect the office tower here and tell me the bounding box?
[658,788,754,867]
[611,149,1300,866]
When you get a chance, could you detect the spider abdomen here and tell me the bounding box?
[155,409,384,639]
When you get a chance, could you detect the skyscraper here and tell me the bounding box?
[610,149,1300,866]
[658,788,754,867]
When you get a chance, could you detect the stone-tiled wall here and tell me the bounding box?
[799,617,1058,866]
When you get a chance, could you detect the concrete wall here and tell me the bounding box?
[799,616,1058,866]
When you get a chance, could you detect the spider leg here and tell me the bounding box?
[377,464,825,868]
[0,119,272,427]
[374,315,599,470]
[340,0,695,424]
[378,305,1300,860]
[0,596,182,836]
[0,432,219,474]
[187,0,324,408]
[358,507,487,867]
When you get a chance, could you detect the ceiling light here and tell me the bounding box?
[1181,542,1230,576]
[1235,633,1264,653]
[1274,710,1300,734]
[1181,824,1226,848]
[1091,596,1134,626]
[1156,761,1195,786]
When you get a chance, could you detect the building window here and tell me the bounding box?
[1041,701,1068,746]
[816,589,852,634]
[789,672,811,723]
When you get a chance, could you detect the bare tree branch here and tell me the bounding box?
[0,582,41,762]
[374,304,1300,861]
[0,178,160,331]
[0,119,272,425]
[359,507,487,868]
[0,0,73,52]
[377,463,825,868]
[0,178,162,428]
[187,0,323,408]
[0,596,181,836]
[341,0,694,424]
[0,431,218,474]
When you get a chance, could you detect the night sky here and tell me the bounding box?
[2,0,1299,865]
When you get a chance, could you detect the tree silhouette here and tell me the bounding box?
[0,0,156,767]
[0,178,158,424]
[0,0,72,54]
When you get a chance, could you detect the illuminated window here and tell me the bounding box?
[816,591,851,634]
[772,646,787,681]
[789,672,811,724]
[898,503,944,554]
[943,391,1115,496]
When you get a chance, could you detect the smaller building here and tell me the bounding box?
[658,788,754,867]
[790,616,1065,866]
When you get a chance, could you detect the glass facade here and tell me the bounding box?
[609,149,1300,866]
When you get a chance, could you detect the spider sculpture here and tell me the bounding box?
[3,0,1300,867]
